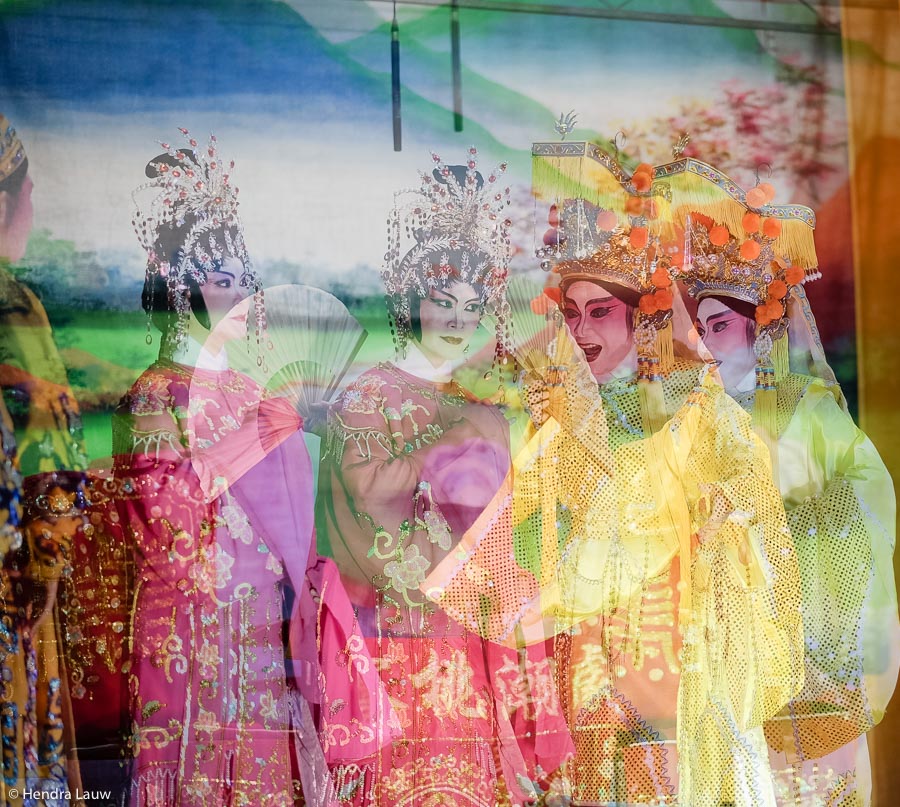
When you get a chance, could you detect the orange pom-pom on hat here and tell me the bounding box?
[755,304,771,326]
[654,288,674,310]
[630,227,649,249]
[639,294,659,315]
[767,279,787,299]
[596,210,618,231]
[758,182,776,203]
[762,217,782,239]
[651,266,672,288]
[785,265,805,286]
[632,172,651,192]
[634,162,655,178]
[664,242,684,268]
[709,225,730,246]
[746,187,767,208]
[740,239,761,261]
[742,212,761,234]
[626,196,644,215]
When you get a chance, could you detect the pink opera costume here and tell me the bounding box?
[119,131,320,806]
[317,150,571,806]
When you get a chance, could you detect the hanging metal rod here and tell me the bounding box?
[362,0,842,35]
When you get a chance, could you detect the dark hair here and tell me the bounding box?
[0,157,29,208]
[142,271,210,337]
[141,152,240,335]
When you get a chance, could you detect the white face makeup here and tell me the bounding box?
[197,256,250,332]
[562,280,636,383]
[695,297,758,393]
[414,280,482,366]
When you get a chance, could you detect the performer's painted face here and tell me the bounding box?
[0,173,33,263]
[198,255,251,331]
[562,280,634,383]
[416,280,482,364]
[695,297,757,392]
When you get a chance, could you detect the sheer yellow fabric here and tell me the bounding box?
[737,375,900,803]
[425,326,804,805]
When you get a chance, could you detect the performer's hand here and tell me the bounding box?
[304,400,331,436]
[697,483,732,544]
[523,380,550,427]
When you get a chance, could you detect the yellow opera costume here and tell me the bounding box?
[423,141,807,806]
[677,165,899,805]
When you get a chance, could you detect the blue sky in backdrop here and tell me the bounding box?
[0,0,847,291]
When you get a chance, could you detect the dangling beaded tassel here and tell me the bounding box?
[753,329,780,481]
[655,320,674,375]
[254,286,270,370]
[494,333,507,405]
[771,331,789,381]
[634,320,667,434]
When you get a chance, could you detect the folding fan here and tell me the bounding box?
[225,284,367,422]
[188,284,366,501]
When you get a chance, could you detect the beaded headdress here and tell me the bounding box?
[682,214,816,333]
[0,114,26,185]
[383,147,513,355]
[667,157,821,441]
[532,141,677,381]
[131,129,262,348]
[670,164,819,390]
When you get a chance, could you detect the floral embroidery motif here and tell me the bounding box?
[420,508,451,551]
[188,543,235,595]
[220,502,253,545]
[194,708,221,735]
[258,691,279,722]
[383,545,430,600]
[120,363,300,805]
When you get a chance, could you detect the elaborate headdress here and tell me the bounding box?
[0,114,26,185]
[383,147,512,357]
[532,141,680,382]
[667,165,821,378]
[667,157,824,438]
[131,129,262,349]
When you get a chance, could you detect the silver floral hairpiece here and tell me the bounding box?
[131,129,263,349]
[382,147,513,355]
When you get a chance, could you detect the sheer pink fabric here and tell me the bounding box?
[117,361,315,806]
[319,363,571,806]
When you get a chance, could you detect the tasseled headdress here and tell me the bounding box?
[668,158,819,444]
[532,141,678,388]
[131,129,263,351]
[383,147,513,359]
